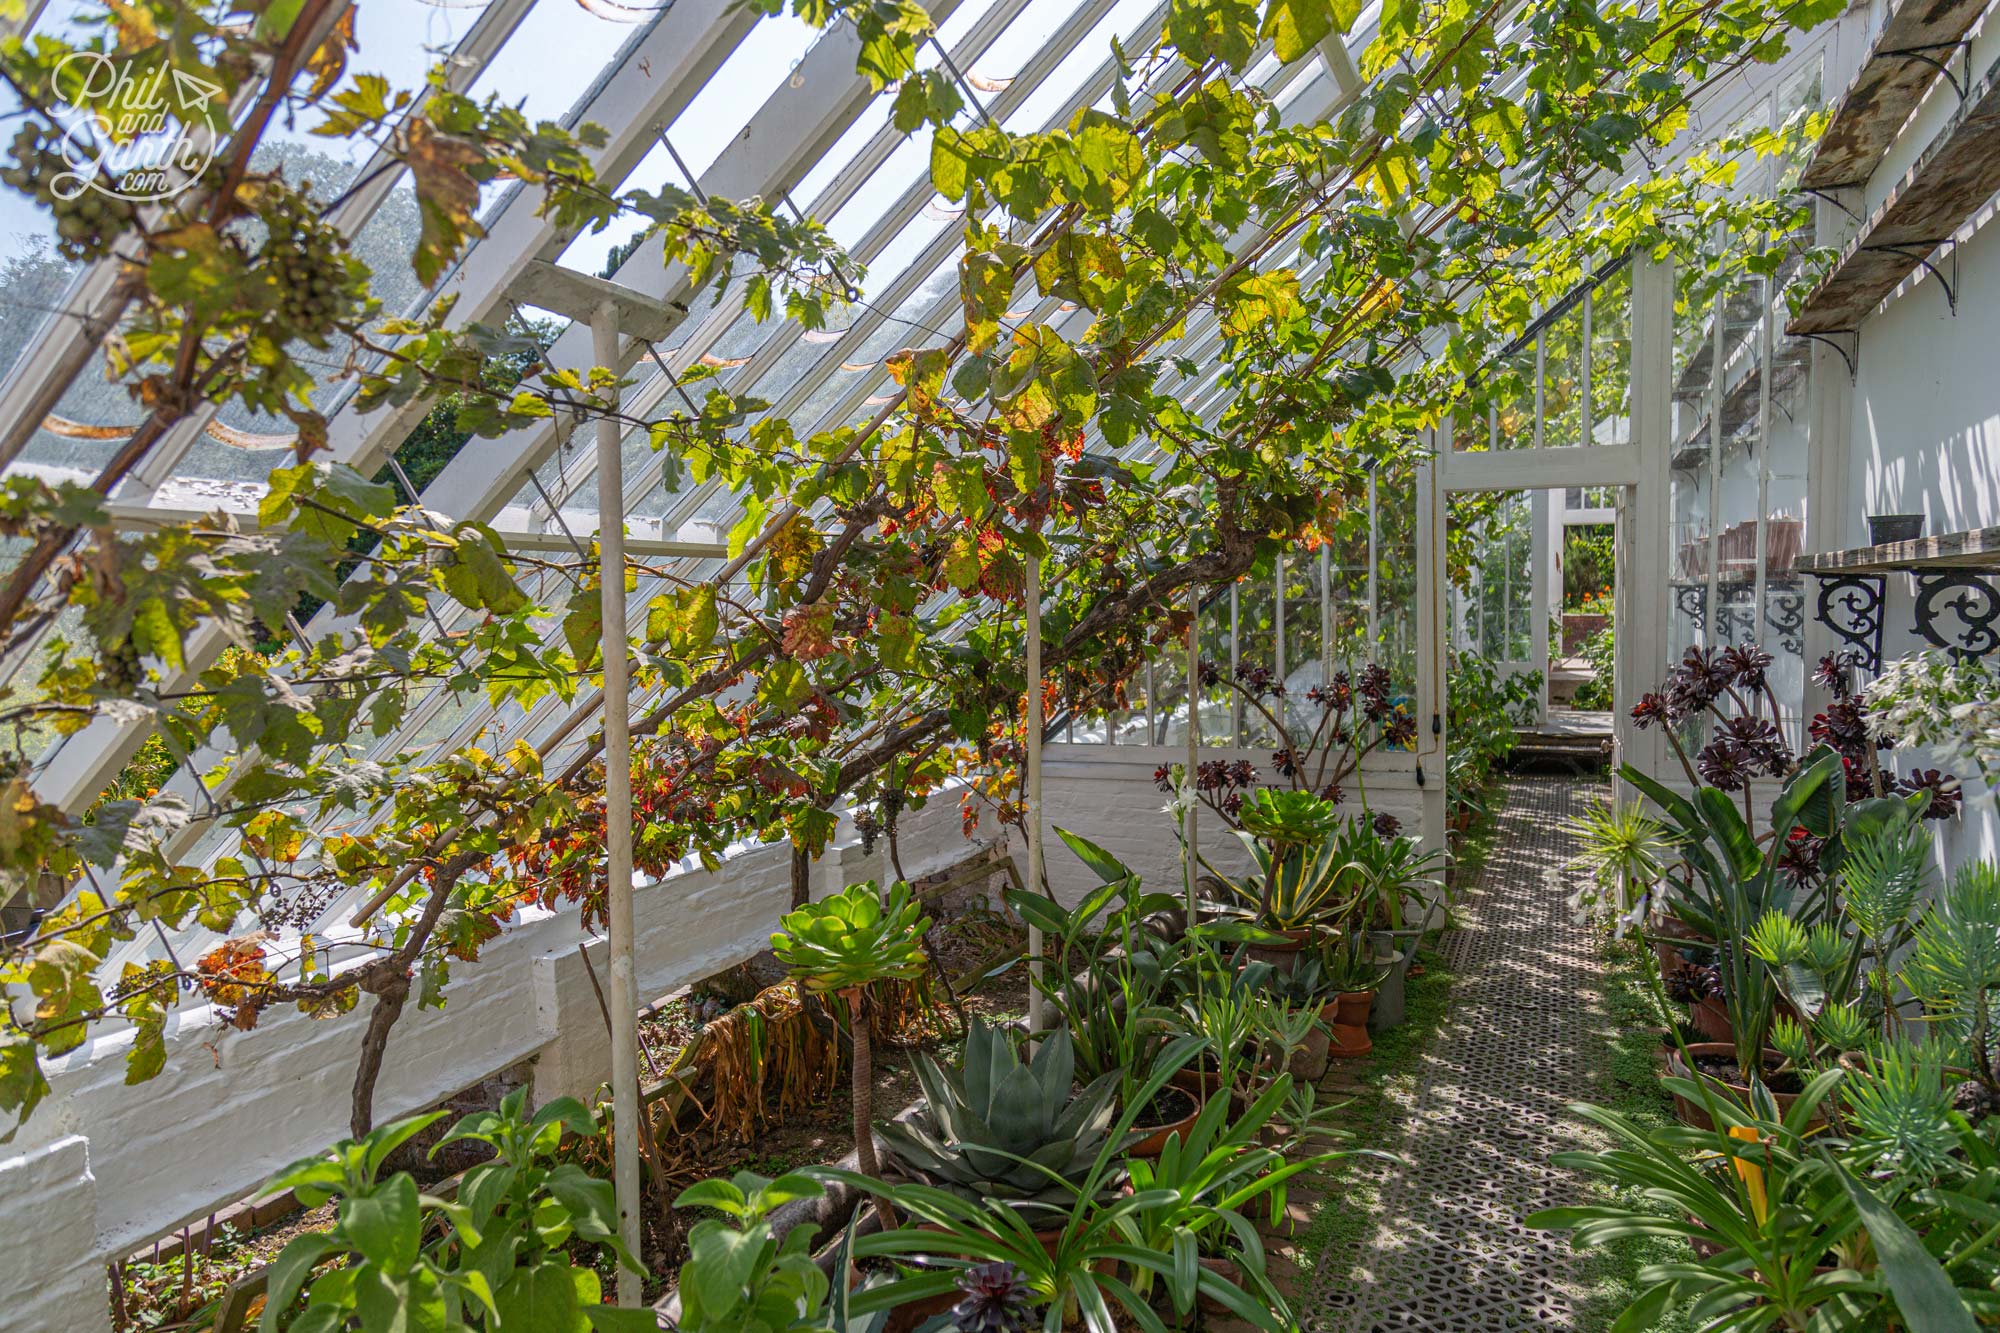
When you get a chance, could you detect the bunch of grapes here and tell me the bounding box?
[257,191,363,342]
[1,124,136,260]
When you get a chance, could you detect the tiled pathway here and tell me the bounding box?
[1307,776,1614,1331]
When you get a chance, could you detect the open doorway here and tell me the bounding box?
[1452,485,1619,776]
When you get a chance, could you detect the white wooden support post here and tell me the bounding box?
[1530,488,1554,723]
[1025,551,1046,1033]
[1184,583,1201,922]
[592,303,643,1306]
[1619,255,1676,795]
[1415,449,1448,861]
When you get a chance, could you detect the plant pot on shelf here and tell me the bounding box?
[1327,992,1374,1059]
[1244,927,1318,973]
[1664,1041,1823,1131]
[1867,513,1925,545]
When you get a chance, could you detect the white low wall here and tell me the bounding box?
[1036,743,1431,905]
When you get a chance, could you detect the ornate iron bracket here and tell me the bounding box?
[1860,237,1958,314]
[1914,571,2000,660]
[1674,582,1707,631]
[1765,587,1805,656]
[1794,329,1858,381]
[1718,588,1758,644]
[1810,572,1886,673]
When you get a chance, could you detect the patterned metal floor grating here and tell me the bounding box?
[1307,776,1613,1332]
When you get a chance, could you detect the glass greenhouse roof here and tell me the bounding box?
[0,0,1401,974]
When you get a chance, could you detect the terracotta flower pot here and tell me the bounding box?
[1289,1024,1332,1083]
[1652,914,1708,976]
[1688,995,1733,1042]
[1170,1066,1225,1099]
[1244,927,1319,973]
[1328,992,1374,1059]
[1664,1042,1822,1131]
[1125,1086,1204,1158]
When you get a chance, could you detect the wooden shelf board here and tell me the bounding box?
[1801,0,1990,192]
[1789,49,2000,336]
[1794,525,2000,574]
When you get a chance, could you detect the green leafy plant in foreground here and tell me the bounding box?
[1530,1067,1990,1332]
[671,1171,840,1333]
[258,1090,653,1332]
[829,1035,1309,1332]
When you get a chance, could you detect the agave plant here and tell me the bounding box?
[876,1019,1125,1211]
[772,880,930,1214]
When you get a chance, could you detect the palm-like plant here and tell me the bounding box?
[1565,797,1672,929]
[772,880,930,1213]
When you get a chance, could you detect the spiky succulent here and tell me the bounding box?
[875,1019,1124,1207]
[1841,823,1929,945]
[1746,909,1810,967]
[1841,1042,1960,1180]
[1811,1001,1873,1054]
[771,880,930,994]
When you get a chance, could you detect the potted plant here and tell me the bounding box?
[875,1019,1128,1219]
[1173,938,1281,1104]
[1666,961,1729,1042]
[1120,1073,1358,1311]
[1005,831,1199,1159]
[1526,1067,1987,1331]
[1322,931,1390,1058]
[1193,788,1358,970]
[833,1038,1306,1332]
[773,879,932,1226]
[1268,954,1334,1081]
